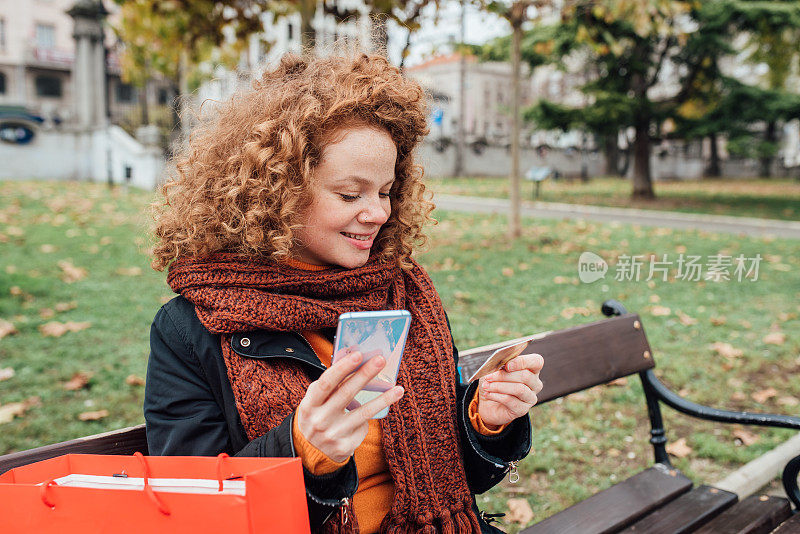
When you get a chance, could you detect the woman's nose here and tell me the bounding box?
[360,197,390,225]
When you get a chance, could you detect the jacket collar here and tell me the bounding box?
[230,330,325,372]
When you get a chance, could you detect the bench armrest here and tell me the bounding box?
[642,369,800,431]
[601,299,800,510]
[641,369,800,509]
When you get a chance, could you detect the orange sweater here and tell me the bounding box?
[284,257,504,533]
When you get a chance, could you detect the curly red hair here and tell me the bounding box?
[151,52,432,271]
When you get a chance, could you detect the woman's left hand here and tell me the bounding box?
[477,353,544,429]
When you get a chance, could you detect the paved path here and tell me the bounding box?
[434,194,800,240]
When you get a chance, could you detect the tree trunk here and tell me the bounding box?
[632,117,654,199]
[508,8,523,239]
[453,0,466,178]
[760,120,776,178]
[139,77,150,126]
[706,133,721,177]
[399,27,413,72]
[603,133,620,176]
[300,0,316,51]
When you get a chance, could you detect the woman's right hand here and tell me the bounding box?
[295,351,404,463]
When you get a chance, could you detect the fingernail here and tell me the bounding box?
[372,356,386,367]
[349,352,361,362]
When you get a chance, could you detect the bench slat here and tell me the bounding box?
[0,424,147,475]
[520,465,692,534]
[692,494,792,534]
[770,512,800,534]
[619,484,738,533]
[458,314,654,403]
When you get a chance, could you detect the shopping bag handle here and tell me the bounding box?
[134,452,171,516]
[216,452,231,492]
[40,478,57,509]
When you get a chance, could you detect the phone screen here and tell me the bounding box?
[332,310,411,418]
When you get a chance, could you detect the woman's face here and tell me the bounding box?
[293,125,397,269]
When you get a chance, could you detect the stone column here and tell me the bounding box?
[67,0,108,129]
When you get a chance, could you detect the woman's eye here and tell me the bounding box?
[379,192,392,199]
[338,194,359,201]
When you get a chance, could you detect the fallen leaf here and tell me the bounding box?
[650,306,671,317]
[732,429,759,446]
[649,295,661,303]
[125,374,145,386]
[677,312,697,326]
[506,498,534,525]
[0,402,26,424]
[710,316,727,326]
[553,276,571,284]
[495,327,511,337]
[39,321,92,337]
[560,307,592,319]
[739,319,752,329]
[763,332,786,345]
[5,226,24,237]
[778,396,799,407]
[39,308,55,319]
[78,410,109,422]
[608,377,628,387]
[608,448,621,457]
[58,261,87,283]
[39,244,56,253]
[54,301,77,312]
[9,286,22,296]
[731,392,746,401]
[116,267,143,276]
[666,438,692,458]
[710,342,743,359]
[752,387,777,404]
[0,368,15,381]
[0,318,17,339]
[64,371,93,391]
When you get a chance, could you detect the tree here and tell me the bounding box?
[113,0,263,135]
[740,2,800,177]
[472,0,544,238]
[671,0,800,177]
[477,0,696,198]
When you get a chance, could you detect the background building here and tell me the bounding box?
[407,53,531,145]
[0,0,173,128]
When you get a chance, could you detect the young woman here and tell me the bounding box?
[145,52,544,534]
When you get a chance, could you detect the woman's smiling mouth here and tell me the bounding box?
[341,232,373,241]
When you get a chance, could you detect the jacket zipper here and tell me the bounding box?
[283,335,348,527]
[460,385,506,471]
[508,461,520,483]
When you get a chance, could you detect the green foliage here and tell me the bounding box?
[726,135,780,160]
[112,0,263,86]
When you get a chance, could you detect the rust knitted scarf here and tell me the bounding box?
[168,252,481,534]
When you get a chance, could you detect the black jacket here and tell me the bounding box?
[144,296,532,533]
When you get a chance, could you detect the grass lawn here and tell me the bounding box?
[1,180,799,532]
[427,176,800,222]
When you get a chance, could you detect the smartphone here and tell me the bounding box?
[332,310,412,419]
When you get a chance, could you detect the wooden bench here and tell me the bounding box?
[2,300,799,533]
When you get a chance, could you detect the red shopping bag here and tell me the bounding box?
[0,452,310,533]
